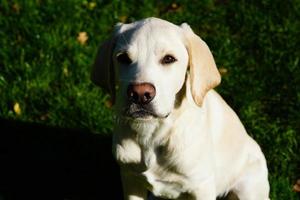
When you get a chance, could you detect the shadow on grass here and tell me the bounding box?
[0,118,122,200]
[0,119,252,200]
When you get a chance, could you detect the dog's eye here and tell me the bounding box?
[161,55,177,65]
[116,52,132,65]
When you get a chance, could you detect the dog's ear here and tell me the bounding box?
[91,23,123,103]
[181,23,221,106]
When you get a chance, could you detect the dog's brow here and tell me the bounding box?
[114,33,131,53]
[115,42,126,51]
[120,32,130,47]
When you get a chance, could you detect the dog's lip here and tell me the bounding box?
[128,109,158,119]
[125,109,169,120]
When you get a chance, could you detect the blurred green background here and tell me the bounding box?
[0,0,299,199]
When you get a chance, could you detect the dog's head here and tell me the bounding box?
[91,18,220,121]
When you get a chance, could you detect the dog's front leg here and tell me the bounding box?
[189,178,217,200]
[121,169,148,200]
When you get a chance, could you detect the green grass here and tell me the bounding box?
[0,0,299,199]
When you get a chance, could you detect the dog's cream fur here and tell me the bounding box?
[92,18,270,200]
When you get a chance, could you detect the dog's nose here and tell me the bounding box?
[127,83,156,105]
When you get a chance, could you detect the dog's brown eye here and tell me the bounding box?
[161,55,177,65]
[117,52,132,65]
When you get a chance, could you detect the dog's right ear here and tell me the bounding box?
[91,23,123,103]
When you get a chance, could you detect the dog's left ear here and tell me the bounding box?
[91,23,123,103]
[181,23,221,106]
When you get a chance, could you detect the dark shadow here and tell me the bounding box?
[0,118,123,200]
[0,118,242,200]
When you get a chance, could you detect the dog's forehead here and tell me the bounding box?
[115,18,184,50]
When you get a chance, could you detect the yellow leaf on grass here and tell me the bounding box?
[171,3,179,9]
[13,102,21,115]
[119,15,128,23]
[63,67,68,76]
[89,2,96,10]
[105,100,113,108]
[77,32,88,45]
[219,67,228,75]
[12,3,21,14]
[293,179,300,192]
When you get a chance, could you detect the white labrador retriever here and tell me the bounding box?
[91,17,270,200]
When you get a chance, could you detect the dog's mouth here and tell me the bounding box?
[125,104,158,119]
[123,104,168,120]
[128,109,157,118]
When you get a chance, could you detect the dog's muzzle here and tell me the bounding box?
[123,82,170,119]
[124,82,157,119]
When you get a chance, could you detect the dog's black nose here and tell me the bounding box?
[127,83,156,105]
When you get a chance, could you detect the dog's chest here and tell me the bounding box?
[114,121,172,167]
[115,138,186,199]
[113,120,196,198]
[114,134,173,170]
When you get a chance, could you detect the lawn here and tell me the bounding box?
[0,0,299,199]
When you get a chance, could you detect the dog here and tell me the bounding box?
[91,17,270,200]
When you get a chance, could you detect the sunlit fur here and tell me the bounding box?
[92,17,270,200]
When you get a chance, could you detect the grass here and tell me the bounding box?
[0,0,299,199]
